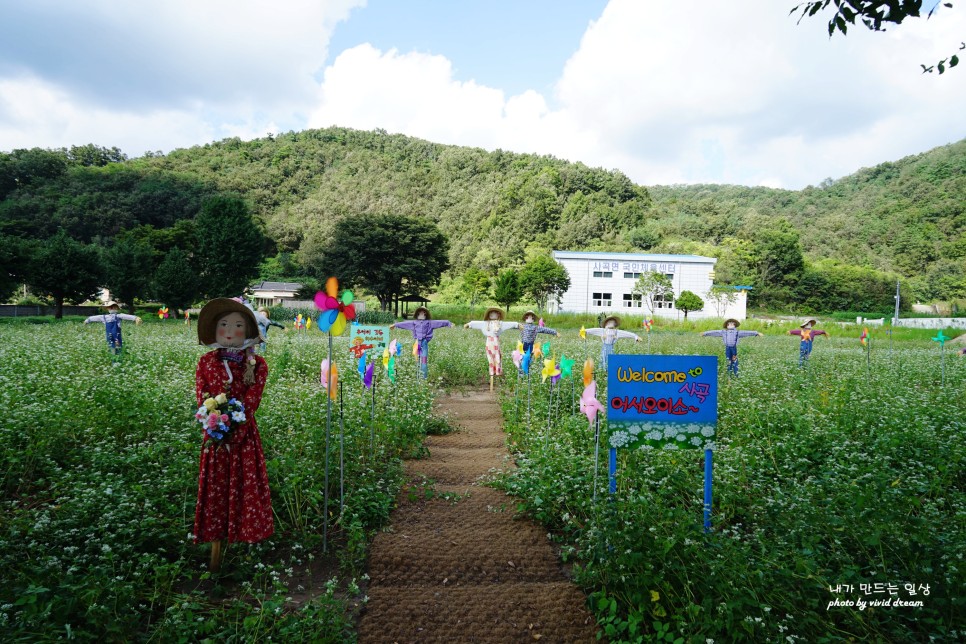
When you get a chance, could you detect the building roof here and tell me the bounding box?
[552,250,717,263]
[250,281,303,293]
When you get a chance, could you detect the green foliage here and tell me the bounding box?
[151,247,199,311]
[633,271,673,314]
[518,254,571,311]
[319,213,449,311]
[0,233,30,302]
[103,237,154,313]
[355,309,396,325]
[194,195,265,298]
[461,267,491,306]
[492,269,522,311]
[673,290,704,318]
[26,230,102,317]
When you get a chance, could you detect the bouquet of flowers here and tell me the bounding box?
[195,392,246,447]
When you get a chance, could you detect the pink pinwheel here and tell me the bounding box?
[320,359,338,399]
[314,276,356,336]
[580,380,604,422]
[511,349,523,369]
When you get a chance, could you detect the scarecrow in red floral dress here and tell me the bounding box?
[194,298,274,570]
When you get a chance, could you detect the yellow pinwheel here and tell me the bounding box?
[541,358,560,383]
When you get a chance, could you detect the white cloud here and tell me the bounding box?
[306,0,966,188]
[0,0,363,155]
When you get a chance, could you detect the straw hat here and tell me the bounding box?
[198,297,265,346]
[724,318,740,328]
[800,319,817,328]
[484,307,504,321]
[413,306,431,320]
[102,300,120,309]
[602,315,620,328]
[522,310,537,323]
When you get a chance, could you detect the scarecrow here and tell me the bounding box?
[788,319,830,367]
[519,310,560,370]
[83,300,142,356]
[464,307,520,391]
[700,318,762,377]
[390,306,453,378]
[255,306,286,353]
[193,298,274,571]
[584,315,641,370]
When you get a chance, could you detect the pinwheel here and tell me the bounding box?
[363,361,375,389]
[320,359,338,400]
[541,341,551,356]
[579,326,587,340]
[538,317,545,327]
[314,276,356,336]
[642,318,653,331]
[521,349,532,373]
[579,380,604,422]
[583,358,594,387]
[358,355,367,378]
[541,358,560,383]
[559,355,575,378]
[932,329,949,347]
[157,306,169,320]
[512,348,523,369]
[412,341,420,357]
[533,344,543,360]
[860,327,868,347]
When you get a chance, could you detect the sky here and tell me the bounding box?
[0,0,964,189]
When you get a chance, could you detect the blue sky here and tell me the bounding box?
[0,0,963,189]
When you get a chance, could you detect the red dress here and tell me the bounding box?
[193,350,274,543]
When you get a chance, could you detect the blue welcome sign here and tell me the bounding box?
[606,354,718,451]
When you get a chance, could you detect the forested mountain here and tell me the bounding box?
[1,128,963,313]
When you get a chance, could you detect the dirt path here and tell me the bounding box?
[358,388,598,643]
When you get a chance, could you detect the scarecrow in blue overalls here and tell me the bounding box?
[84,300,142,357]
[700,318,761,377]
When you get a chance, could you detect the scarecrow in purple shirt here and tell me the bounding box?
[84,300,142,356]
[700,318,761,378]
[390,306,452,378]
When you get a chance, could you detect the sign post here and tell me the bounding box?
[606,354,718,529]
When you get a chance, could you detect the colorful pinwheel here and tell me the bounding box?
[320,359,338,399]
[580,380,604,422]
[860,327,869,347]
[412,341,420,357]
[541,358,561,383]
[314,276,356,336]
[157,306,169,320]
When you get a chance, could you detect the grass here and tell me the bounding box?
[1,316,962,642]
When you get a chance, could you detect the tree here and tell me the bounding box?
[194,195,265,299]
[462,267,491,305]
[65,144,128,167]
[492,269,522,312]
[518,255,571,311]
[792,0,961,74]
[0,234,30,302]
[320,214,449,311]
[103,237,154,313]
[675,290,705,320]
[633,271,673,315]
[706,285,740,317]
[151,248,200,313]
[26,229,102,318]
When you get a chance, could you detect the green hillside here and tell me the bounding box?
[1,129,963,312]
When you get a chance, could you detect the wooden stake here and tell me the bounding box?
[489,375,494,392]
[210,540,223,572]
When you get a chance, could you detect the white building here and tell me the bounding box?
[549,250,748,321]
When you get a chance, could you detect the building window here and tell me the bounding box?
[593,271,613,278]
[654,291,675,309]
[592,292,612,307]
[624,272,642,279]
[623,293,643,308]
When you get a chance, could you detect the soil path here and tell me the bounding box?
[358,388,598,643]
